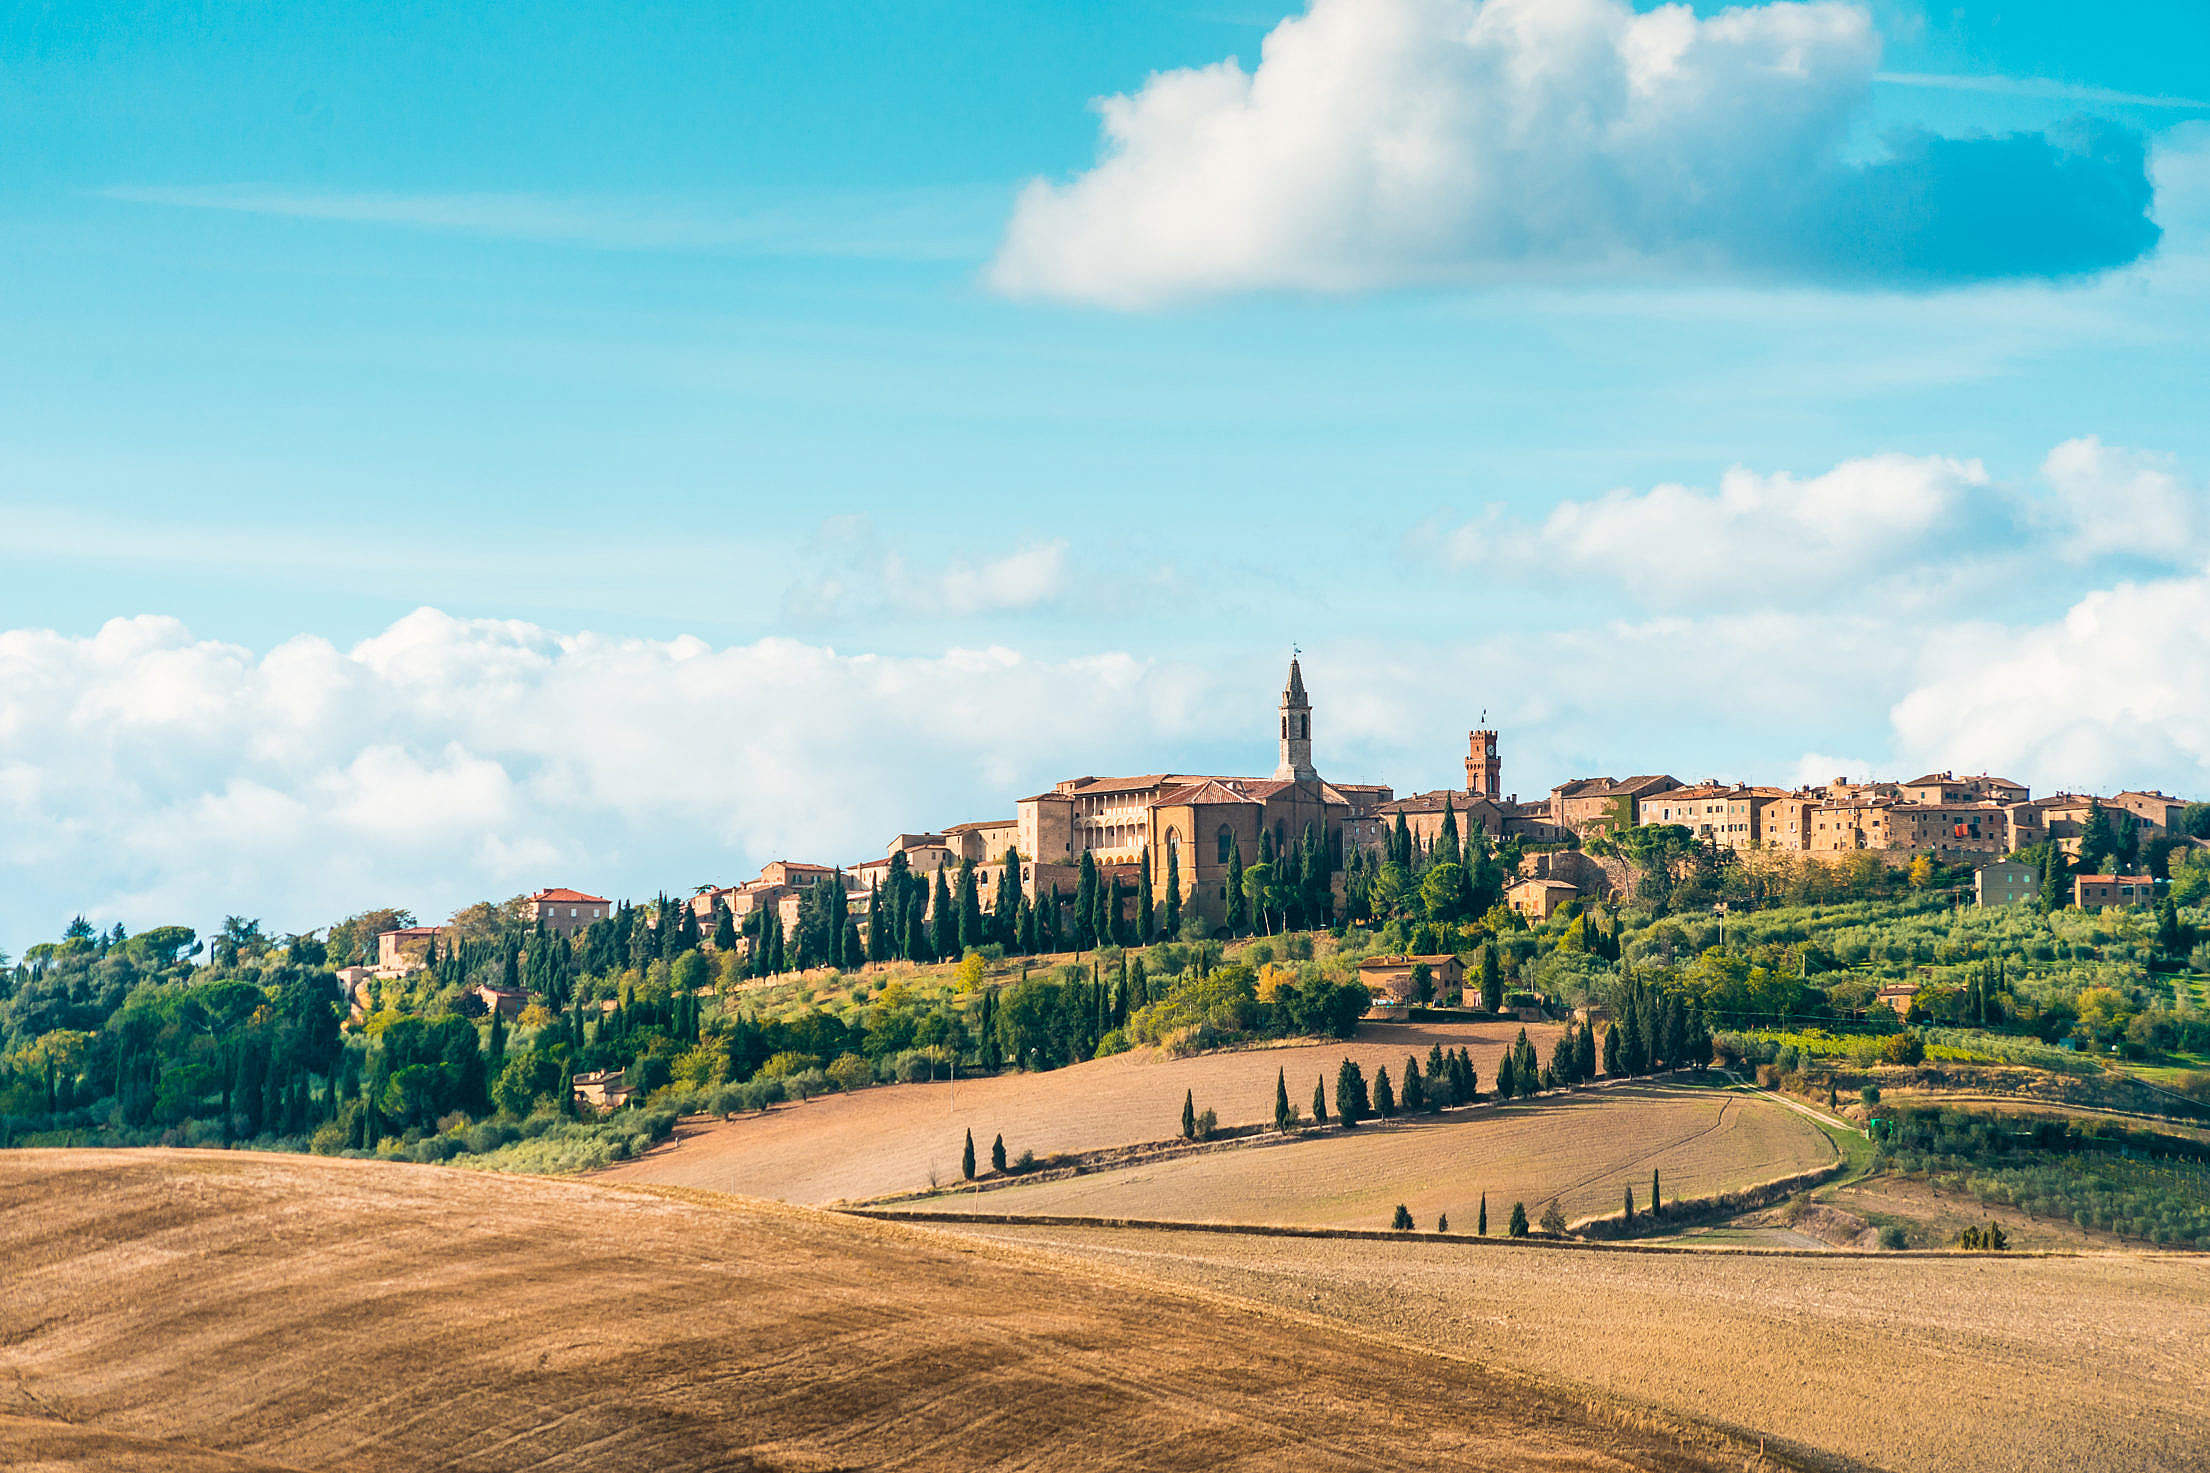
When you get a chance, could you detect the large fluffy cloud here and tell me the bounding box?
[1891,567,2210,796]
[0,611,1222,943]
[1450,439,2205,610]
[990,0,2157,306]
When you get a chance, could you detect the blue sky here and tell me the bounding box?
[2,0,2208,942]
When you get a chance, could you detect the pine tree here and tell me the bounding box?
[1182,1088,1197,1140]
[991,1133,1007,1173]
[962,1129,976,1180]
[1312,1074,1328,1124]
[1274,1066,1294,1130]
[1508,1201,1529,1238]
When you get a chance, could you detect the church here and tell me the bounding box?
[1012,657,1393,930]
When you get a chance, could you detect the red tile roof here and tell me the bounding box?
[529,888,608,904]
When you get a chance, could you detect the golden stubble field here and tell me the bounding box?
[952,1081,1833,1229]
[944,1220,2210,1473]
[0,1149,1762,1473]
[602,1018,1562,1203]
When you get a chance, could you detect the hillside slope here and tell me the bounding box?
[0,1150,1752,1473]
[603,1018,1559,1203]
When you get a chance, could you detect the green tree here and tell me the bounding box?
[1508,1201,1529,1238]
[1274,1066,1294,1131]
[1312,1074,1328,1124]
[1182,1087,1196,1140]
[1163,844,1182,937]
[1603,1023,1622,1077]
[930,870,956,961]
[962,1128,976,1180]
[1391,1203,1414,1231]
[1224,837,1248,936]
[1073,852,1099,951]
[1374,1065,1396,1118]
[1479,946,1503,1013]
[1437,1212,1449,1233]
[1335,1058,1368,1128]
[1623,1184,1635,1224]
[991,1133,1007,1173]
[1478,1194,1488,1236]
[1650,1167,1661,1217]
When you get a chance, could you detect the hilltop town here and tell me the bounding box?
[365,656,2200,988]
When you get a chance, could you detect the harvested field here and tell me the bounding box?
[943,1220,2210,1473]
[935,1082,1833,1229]
[602,1018,1560,1203]
[0,1149,1762,1473]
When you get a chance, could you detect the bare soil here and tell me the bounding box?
[941,1219,2210,1473]
[0,1149,1767,1473]
[916,1082,1833,1231]
[603,1019,1562,1203]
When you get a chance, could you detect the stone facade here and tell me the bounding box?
[522,888,610,936]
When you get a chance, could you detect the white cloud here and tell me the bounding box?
[1890,567,2210,797]
[784,525,1072,622]
[990,0,2157,306]
[0,609,1224,943]
[2039,436,2202,562]
[1455,451,2006,607]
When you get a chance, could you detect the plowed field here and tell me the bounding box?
[602,1018,1561,1203]
[0,1149,1760,1473]
[942,1219,2210,1473]
[950,1081,1831,1228]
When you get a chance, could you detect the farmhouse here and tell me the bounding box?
[571,1069,635,1113]
[1356,953,1465,1003]
[1507,877,1580,920]
[2073,874,2159,910]
[522,888,610,936]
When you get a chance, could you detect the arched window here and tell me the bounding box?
[1216,824,1233,863]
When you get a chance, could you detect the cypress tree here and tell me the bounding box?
[1138,849,1155,943]
[994,849,1023,948]
[1603,1023,1622,1077]
[962,1129,976,1180]
[1224,837,1248,936]
[1508,1201,1529,1238]
[1182,1088,1197,1140]
[1074,852,1099,951]
[957,859,982,953]
[1575,1019,1596,1082]
[1438,796,1460,867]
[1391,1203,1414,1231]
[1624,1184,1635,1224]
[1274,1066,1293,1130]
[1480,947,1502,1013]
[1478,1194,1488,1236]
[1312,1074,1328,1124]
[931,870,956,960]
[1651,1168,1661,1217]
[1374,1066,1395,1118]
[1437,1212,1448,1233]
[487,1005,507,1072]
[1163,843,1182,937]
[1495,1050,1515,1101]
[1402,1055,1425,1112]
[1335,1058,1367,1127]
[991,1133,1007,1173]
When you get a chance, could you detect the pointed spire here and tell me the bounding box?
[1284,653,1307,706]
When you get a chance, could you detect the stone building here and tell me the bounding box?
[1548,774,1680,836]
[522,888,610,936]
[2074,874,2159,909]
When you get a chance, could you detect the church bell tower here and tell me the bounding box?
[1275,654,1318,782]
[1466,724,1501,799]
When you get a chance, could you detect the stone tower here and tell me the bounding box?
[1276,655,1318,782]
[1466,727,1501,799]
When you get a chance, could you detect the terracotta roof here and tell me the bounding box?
[2076,874,2156,884]
[1509,878,1579,893]
[940,819,1014,834]
[1377,789,1488,815]
[529,888,608,904]
[1153,778,1266,808]
[378,925,444,938]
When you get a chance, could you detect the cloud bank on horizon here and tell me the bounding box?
[989,0,2160,306]
[6,506,2209,943]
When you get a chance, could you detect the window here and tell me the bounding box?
[1217,824,1233,863]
